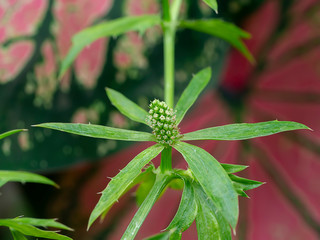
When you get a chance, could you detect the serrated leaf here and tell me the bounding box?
[34,123,155,142]
[0,129,27,140]
[13,218,73,231]
[0,219,72,240]
[10,229,28,240]
[174,142,238,230]
[121,173,171,240]
[180,19,254,63]
[106,88,149,125]
[175,67,211,125]
[221,163,248,174]
[59,15,161,78]
[183,120,310,141]
[193,183,232,240]
[88,144,163,229]
[0,171,57,188]
[202,0,218,13]
[166,179,197,233]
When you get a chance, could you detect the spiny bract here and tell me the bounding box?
[146,99,181,146]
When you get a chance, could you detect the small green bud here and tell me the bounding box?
[146,99,181,146]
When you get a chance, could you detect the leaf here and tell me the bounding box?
[193,183,232,240]
[175,67,211,125]
[59,15,161,78]
[0,171,57,188]
[202,0,218,13]
[179,19,254,63]
[183,120,310,141]
[136,170,156,206]
[0,219,72,240]
[121,173,171,240]
[10,229,28,240]
[13,218,73,231]
[88,144,164,229]
[144,232,171,240]
[166,179,197,234]
[229,174,264,196]
[34,123,155,142]
[221,163,248,174]
[174,142,238,230]
[0,129,27,140]
[106,88,149,125]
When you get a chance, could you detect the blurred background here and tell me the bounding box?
[0,0,320,239]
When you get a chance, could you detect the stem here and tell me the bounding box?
[160,147,172,173]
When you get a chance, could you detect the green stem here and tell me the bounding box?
[160,147,172,173]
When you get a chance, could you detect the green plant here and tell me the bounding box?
[0,130,73,240]
[34,0,310,239]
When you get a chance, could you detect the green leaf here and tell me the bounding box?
[0,129,26,140]
[59,15,161,78]
[144,232,171,240]
[221,163,248,174]
[106,88,149,125]
[202,0,218,13]
[166,179,197,234]
[193,183,232,240]
[136,169,156,206]
[180,19,254,63]
[88,144,164,229]
[230,174,264,195]
[10,229,28,240]
[0,219,72,240]
[174,142,238,230]
[12,218,73,231]
[175,67,211,125]
[0,171,57,188]
[183,120,310,141]
[121,173,171,240]
[34,123,155,142]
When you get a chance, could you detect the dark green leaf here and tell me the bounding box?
[193,183,232,240]
[0,171,57,188]
[166,179,197,234]
[0,129,26,140]
[88,144,164,229]
[183,120,310,141]
[0,219,72,240]
[122,173,171,240]
[174,142,238,230]
[180,19,254,63]
[175,68,211,125]
[13,218,73,231]
[221,163,248,174]
[59,15,161,78]
[34,123,155,142]
[202,0,218,13]
[10,229,28,240]
[106,88,148,125]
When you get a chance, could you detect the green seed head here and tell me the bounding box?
[147,99,181,146]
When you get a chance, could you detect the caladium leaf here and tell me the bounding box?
[221,163,248,174]
[106,88,149,125]
[88,144,164,229]
[121,173,171,240]
[202,0,218,13]
[166,179,197,234]
[34,123,155,142]
[0,219,72,240]
[0,129,26,140]
[174,142,238,230]
[59,15,161,78]
[175,67,211,125]
[193,183,232,240]
[0,171,57,188]
[183,120,310,141]
[12,218,73,231]
[179,19,254,63]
